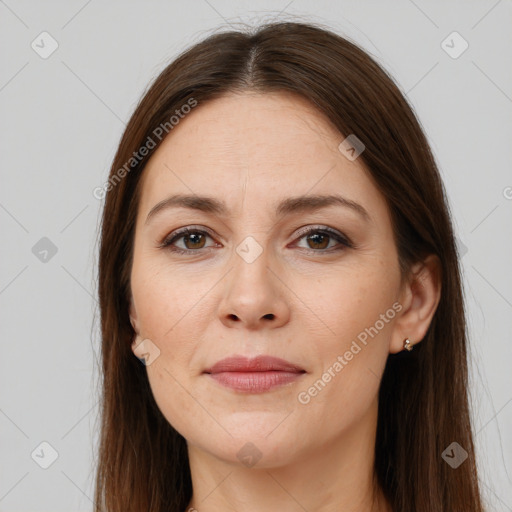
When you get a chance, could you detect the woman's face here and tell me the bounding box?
[129,91,407,467]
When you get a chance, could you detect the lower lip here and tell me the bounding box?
[207,371,304,392]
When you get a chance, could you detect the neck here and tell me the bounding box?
[184,397,391,512]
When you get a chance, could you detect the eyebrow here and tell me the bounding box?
[145,193,371,225]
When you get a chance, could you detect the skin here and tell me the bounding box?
[129,91,441,512]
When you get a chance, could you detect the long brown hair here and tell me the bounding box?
[95,21,484,511]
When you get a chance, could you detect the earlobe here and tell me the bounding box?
[131,333,144,357]
[390,254,442,354]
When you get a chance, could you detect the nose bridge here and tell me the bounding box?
[235,234,271,288]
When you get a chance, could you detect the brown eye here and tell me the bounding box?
[305,232,330,250]
[161,228,216,254]
[294,227,352,253]
[181,232,207,250]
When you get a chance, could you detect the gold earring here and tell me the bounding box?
[403,338,413,351]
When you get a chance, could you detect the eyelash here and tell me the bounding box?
[159,225,353,255]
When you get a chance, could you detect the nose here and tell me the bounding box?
[217,247,290,331]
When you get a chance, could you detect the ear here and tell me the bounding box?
[129,296,144,357]
[390,254,442,354]
[129,296,140,335]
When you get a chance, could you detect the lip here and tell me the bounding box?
[204,355,306,393]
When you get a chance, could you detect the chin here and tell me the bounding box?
[185,419,309,469]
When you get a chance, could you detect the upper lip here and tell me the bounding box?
[204,355,306,374]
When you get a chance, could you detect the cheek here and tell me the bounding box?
[146,363,203,438]
[131,255,212,342]
[317,264,398,348]
[131,260,219,438]
[302,266,398,415]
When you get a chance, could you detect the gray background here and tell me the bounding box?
[1,0,511,510]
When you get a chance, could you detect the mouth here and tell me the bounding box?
[203,355,306,393]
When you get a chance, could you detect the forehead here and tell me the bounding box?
[137,91,387,222]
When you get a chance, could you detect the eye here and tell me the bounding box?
[160,227,217,254]
[160,225,352,255]
[292,226,352,253]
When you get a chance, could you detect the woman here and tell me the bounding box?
[95,21,484,511]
